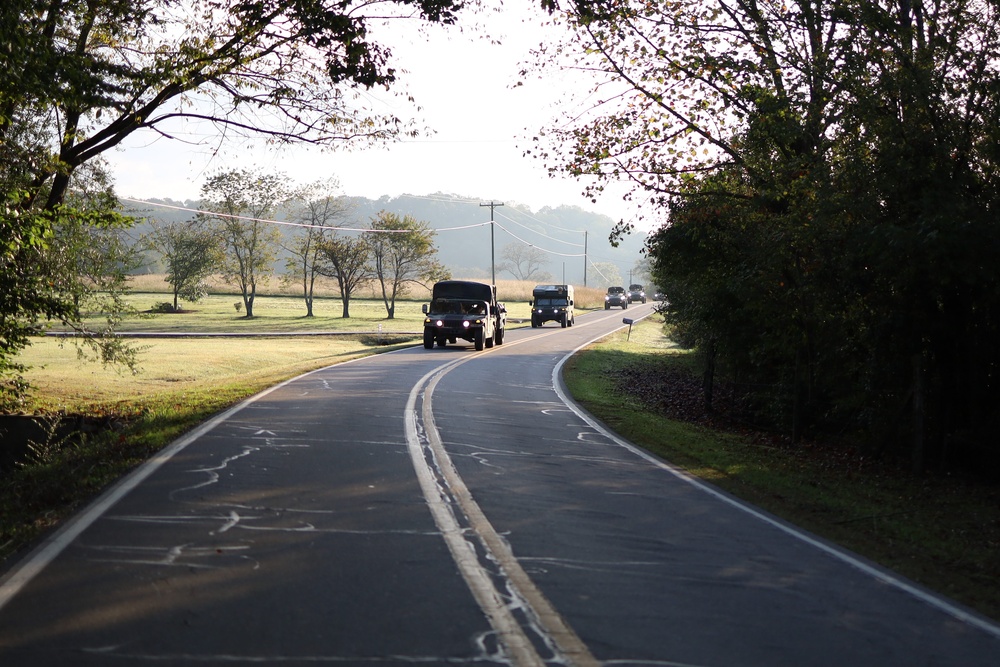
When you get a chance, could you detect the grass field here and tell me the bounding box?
[19,336,411,411]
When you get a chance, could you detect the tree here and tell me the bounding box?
[0,0,469,404]
[316,233,373,318]
[541,0,1000,467]
[148,221,223,312]
[284,180,350,317]
[497,243,551,281]
[200,169,288,318]
[2,0,467,212]
[588,261,622,289]
[366,212,448,319]
[0,158,142,409]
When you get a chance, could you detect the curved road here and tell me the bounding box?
[1,305,998,666]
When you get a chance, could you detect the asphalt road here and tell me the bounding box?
[1,304,998,666]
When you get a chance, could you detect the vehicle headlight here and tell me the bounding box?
[605,296,610,301]
[461,320,470,328]
[435,319,444,327]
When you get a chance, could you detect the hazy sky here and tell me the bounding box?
[107,1,643,227]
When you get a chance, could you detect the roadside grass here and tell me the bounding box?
[563,317,1000,623]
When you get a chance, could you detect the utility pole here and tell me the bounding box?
[583,231,588,287]
[480,201,504,284]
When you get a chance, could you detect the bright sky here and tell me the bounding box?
[107,1,643,227]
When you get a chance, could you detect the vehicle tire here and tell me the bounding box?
[561,314,567,328]
[437,336,447,348]
[423,328,434,349]
[474,329,485,351]
[485,328,495,348]
[496,326,505,345]
[531,316,538,328]
[604,304,610,310]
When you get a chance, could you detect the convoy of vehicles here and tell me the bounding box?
[423,280,658,350]
[605,286,628,310]
[422,280,506,351]
[529,284,575,328]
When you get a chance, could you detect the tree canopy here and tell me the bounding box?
[2,0,468,211]
[531,0,1000,472]
[200,168,289,317]
[0,0,470,403]
[498,243,551,281]
[367,211,449,319]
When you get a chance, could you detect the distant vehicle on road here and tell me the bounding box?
[627,284,647,304]
[422,280,506,351]
[605,286,628,310]
[529,284,575,328]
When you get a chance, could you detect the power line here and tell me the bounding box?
[494,210,585,248]
[119,197,489,233]
[493,222,585,258]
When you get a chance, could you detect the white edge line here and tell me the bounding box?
[0,353,385,612]
[551,319,1000,641]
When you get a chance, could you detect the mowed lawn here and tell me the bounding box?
[19,336,404,411]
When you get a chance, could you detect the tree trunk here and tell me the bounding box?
[702,339,716,413]
[912,352,926,474]
[792,346,804,444]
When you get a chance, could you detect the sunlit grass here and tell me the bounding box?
[19,335,411,412]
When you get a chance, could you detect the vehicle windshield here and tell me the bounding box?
[431,298,487,315]
[535,298,568,306]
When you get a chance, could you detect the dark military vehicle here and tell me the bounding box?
[422,280,506,351]
[605,286,628,310]
[529,284,575,328]
[627,284,647,304]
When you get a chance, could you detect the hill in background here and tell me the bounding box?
[124,192,651,288]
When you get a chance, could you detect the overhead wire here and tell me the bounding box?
[121,196,637,280]
[118,197,490,233]
[494,210,584,248]
[492,221,585,258]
